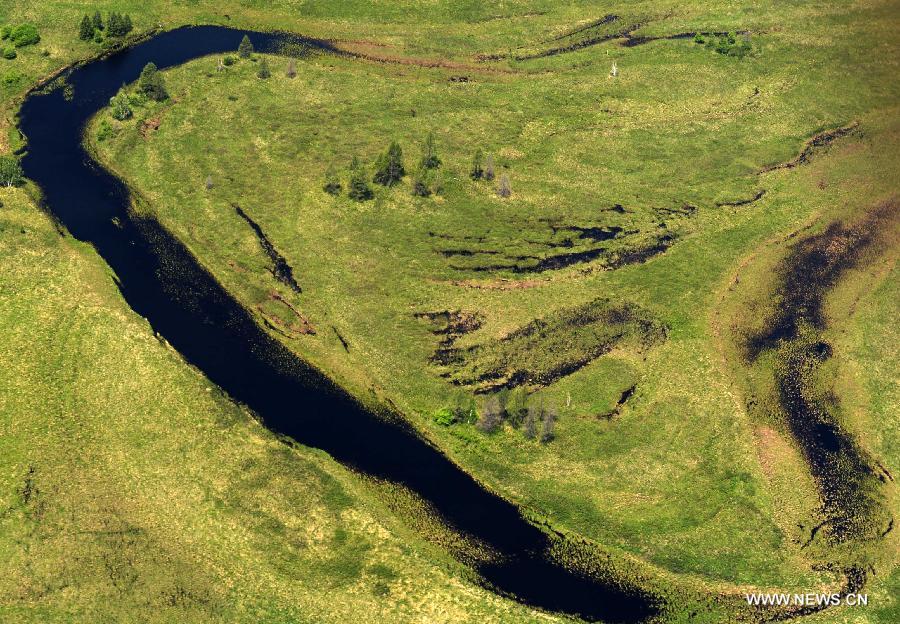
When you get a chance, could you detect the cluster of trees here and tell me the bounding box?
[694,32,752,58]
[434,388,556,443]
[0,155,24,187]
[325,133,447,200]
[79,11,133,42]
[325,135,513,200]
[1,23,40,59]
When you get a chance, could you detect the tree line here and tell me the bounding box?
[78,11,134,42]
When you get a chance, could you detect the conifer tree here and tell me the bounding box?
[257,57,270,79]
[79,16,94,41]
[347,156,373,201]
[373,141,405,187]
[420,131,440,169]
[470,148,483,180]
[92,11,103,31]
[107,13,122,37]
[238,35,253,59]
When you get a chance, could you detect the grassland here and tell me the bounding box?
[1,0,899,622]
[0,187,564,622]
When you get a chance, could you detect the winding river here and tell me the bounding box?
[18,26,657,623]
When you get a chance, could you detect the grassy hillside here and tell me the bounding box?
[1,0,898,622]
[0,187,561,622]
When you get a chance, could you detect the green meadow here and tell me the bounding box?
[1,0,899,622]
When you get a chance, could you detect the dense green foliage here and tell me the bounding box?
[0,155,22,186]
[373,141,405,186]
[138,62,167,101]
[238,34,253,59]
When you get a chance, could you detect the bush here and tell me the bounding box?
[322,164,342,196]
[256,58,271,79]
[433,407,455,426]
[470,149,483,180]
[420,132,440,170]
[10,24,40,48]
[497,173,511,198]
[0,26,10,41]
[109,91,132,120]
[0,155,23,187]
[2,47,16,60]
[223,55,236,66]
[95,120,116,142]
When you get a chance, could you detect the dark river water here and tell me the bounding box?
[17,26,657,623]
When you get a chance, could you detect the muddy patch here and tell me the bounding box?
[743,200,898,545]
[432,298,665,392]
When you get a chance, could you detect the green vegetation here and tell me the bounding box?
[137,62,167,101]
[0,155,22,186]
[0,0,898,621]
[0,188,556,624]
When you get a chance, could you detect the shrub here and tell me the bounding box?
[497,173,512,198]
[693,33,705,44]
[138,62,168,101]
[470,149,483,180]
[540,404,557,443]
[412,173,431,197]
[96,120,116,142]
[256,58,271,79]
[238,35,253,59]
[223,55,236,66]
[373,141,405,186]
[0,26,10,40]
[420,132,440,170]
[109,91,132,120]
[0,155,23,187]
[476,395,503,433]
[2,47,16,60]
[433,407,455,426]
[484,154,495,181]
[11,24,40,48]
[286,59,297,78]
[323,164,342,196]
[347,156,373,201]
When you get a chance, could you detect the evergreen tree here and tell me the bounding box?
[79,16,94,41]
[238,35,253,59]
[411,166,431,197]
[470,148,483,180]
[347,156,373,201]
[107,13,122,37]
[123,14,133,34]
[484,154,495,181]
[497,173,511,198]
[257,58,270,79]
[419,131,440,170]
[92,11,103,31]
[0,155,23,187]
[373,141,405,186]
[322,163,342,195]
[109,90,132,120]
[138,62,168,101]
